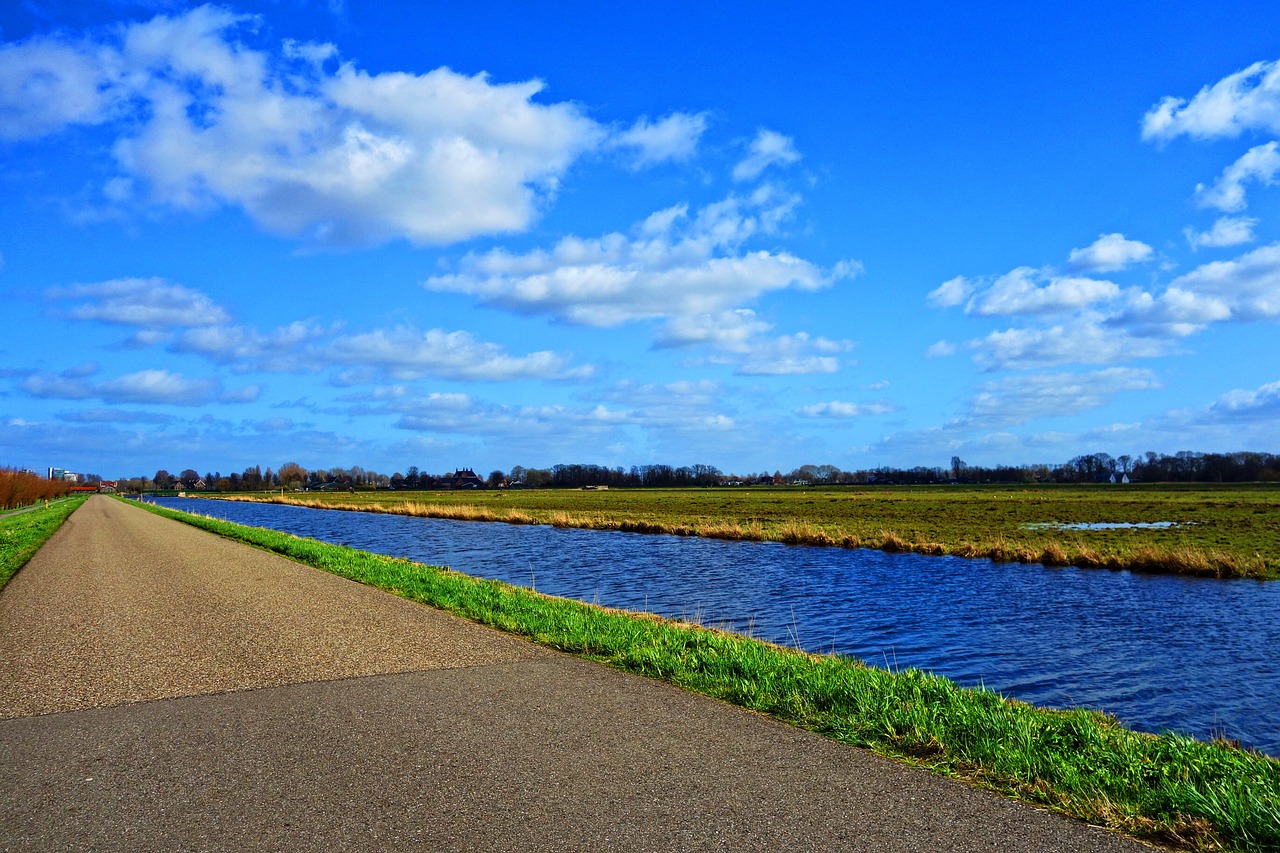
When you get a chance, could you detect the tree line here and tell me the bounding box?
[0,468,72,510]
[106,450,1280,494]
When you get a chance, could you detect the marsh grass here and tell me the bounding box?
[0,497,86,590]
[134,498,1280,852]
[211,485,1279,579]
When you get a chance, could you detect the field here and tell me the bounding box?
[215,483,1280,579]
[135,498,1280,852]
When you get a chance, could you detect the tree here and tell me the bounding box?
[179,469,200,488]
[950,456,965,480]
[278,462,306,491]
[153,469,175,490]
[488,470,505,488]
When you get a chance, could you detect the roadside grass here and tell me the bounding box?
[211,484,1280,579]
[133,498,1280,852]
[0,497,86,590]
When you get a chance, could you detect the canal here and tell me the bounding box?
[154,496,1280,755]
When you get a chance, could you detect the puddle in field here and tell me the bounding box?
[1021,521,1191,531]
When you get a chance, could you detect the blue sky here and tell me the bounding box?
[2,1,1279,479]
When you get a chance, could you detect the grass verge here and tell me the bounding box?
[0,497,86,591]
[132,498,1279,852]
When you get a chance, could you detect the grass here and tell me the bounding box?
[210,483,1280,579]
[0,497,87,590]
[132,498,1280,852]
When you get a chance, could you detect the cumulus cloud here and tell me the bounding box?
[973,322,1169,371]
[173,320,334,371]
[1066,233,1153,273]
[653,309,774,351]
[326,326,589,382]
[1166,241,1280,320]
[1194,142,1280,212]
[933,267,1120,317]
[732,129,801,182]
[937,239,1280,369]
[797,400,896,418]
[1206,379,1280,420]
[965,368,1160,427]
[1142,59,1280,142]
[925,340,956,358]
[20,368,253,406]
[425,185,857,327]
[968,268,1120,316]
[47,277,230,327]
[1,6,605,246]
[610,112,709,168]
[1185,216,1258,250]
[734,333,852,375]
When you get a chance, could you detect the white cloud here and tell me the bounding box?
[735,332,852,375]
[1142,59,1280,142]
[732,129,801,182]
[1206,379,1280,421]
[965,368,1160,427]
[0,35,124,140]
[47,277,230,327]
[654,309,774,351]
[610,112,709,168]
[1110,288,1232,337]
[925,340,956,358]
[326,326,588,382]
[1184,216,1258,250]
[798,400,896,418]
[1167,241,1280,320]
[973,322,1169,371]
[1,6,605,246]
[1194,142,1280,212]
[1066,233,1153,272]
[19,368,250,406]
[926,276,973,309]
[966,267,1121,316]
[425,186,856,328]
[173,321,334,371]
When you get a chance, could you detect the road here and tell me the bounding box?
[0,496,1151,851]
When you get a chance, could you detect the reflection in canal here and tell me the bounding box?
[155,496,1280,754]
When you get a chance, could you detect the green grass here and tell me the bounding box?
[215,483,1280,579]
[133,498,1280,852]
[0,497,86,590]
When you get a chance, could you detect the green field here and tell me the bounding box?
[0,497,86,590]
[134,498,1280,852]
[216,483,1280,579]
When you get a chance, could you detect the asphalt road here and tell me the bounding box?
[0,496,1153,851]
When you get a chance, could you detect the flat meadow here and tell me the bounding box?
[215,483,1280,579]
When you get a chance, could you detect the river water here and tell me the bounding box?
[153,496,1280,755]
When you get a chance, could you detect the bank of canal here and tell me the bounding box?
[153,496,1280,755]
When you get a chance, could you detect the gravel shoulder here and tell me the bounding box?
[0,496,1154,851]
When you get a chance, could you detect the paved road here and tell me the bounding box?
[0,496,1152,851]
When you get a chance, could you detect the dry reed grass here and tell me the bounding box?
[200,492,1273,579]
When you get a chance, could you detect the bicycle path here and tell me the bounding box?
[0,496,1150,851]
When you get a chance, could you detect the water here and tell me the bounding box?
[153,496,1280,755]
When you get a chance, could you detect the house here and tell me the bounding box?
[444,467,485,489]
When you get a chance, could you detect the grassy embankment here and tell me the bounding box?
[133,498,1279,852]
[0,497,86,590]
[215,484,1280,579]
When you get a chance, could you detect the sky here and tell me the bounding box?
[2,1,1280,479]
